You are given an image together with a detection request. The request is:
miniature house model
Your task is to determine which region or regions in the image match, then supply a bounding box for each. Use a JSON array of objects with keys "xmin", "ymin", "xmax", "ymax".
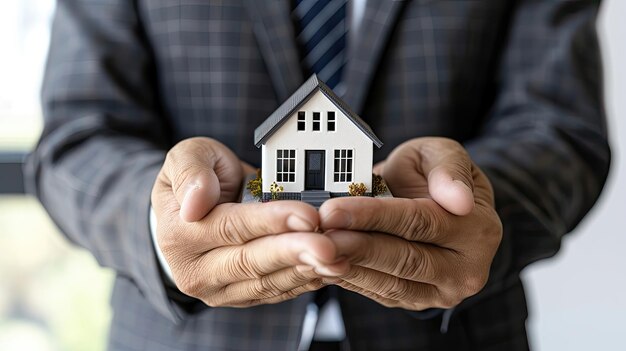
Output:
[{"xmin": 254, "ymin": 74, "xmax": 383, "ymax": 205}]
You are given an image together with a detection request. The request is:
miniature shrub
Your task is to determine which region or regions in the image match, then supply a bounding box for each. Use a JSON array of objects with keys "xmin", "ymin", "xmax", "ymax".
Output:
[
  {"xmin": 372, "ymin": 174, "xmax": 388, "ymax": 196},
  {"xmin": 246, "ymin": 170, "xmax": 262, "ymax": 199},
  {"xmin": 269, "ymin": 181, "xmax": 284, "ymax": 200},
  {"xmin": 348, "ymin": 182, "xmax": 367, "ymax": 196}
]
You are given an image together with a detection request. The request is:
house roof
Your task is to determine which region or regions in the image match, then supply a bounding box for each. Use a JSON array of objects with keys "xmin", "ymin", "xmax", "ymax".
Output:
[{"xmin": 254, "ymin": 74, "xmax": 383, "ymax": 148}]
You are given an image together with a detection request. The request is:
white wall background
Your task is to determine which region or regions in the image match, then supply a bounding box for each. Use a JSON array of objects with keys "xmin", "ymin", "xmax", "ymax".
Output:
[{"xmin": 523, "ymin": 1, "xmax": 626, "ymax": 350}]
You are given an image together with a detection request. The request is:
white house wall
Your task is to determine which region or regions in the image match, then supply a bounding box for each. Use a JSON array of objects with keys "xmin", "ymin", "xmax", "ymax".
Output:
[{"xmin": 261, "ymin": 90, "xmax": 373, "ymax": 193}]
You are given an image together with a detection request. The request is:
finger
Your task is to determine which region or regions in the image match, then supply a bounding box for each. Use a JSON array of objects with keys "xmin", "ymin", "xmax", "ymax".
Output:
[
  {"xmin": 335, "ymin": 266, "xmax": 445, "ymax": 309},
  {"xmin": 390, "ymin": 138, "xmax": 475, "ymax": 215},
  {"xmin": 372, "ymin": 160, "xmax": 386, "ymax": 175},
  {"xmin": 319, "ymin": 197, "xmax": 454, "ymax": 245},
  {"xmin": 471, "ymin": 165, "xmax": 496, "ymax": 207},
  {"xmin": 157, "ymin": 200, "xmax": 322, "ymax": 265},
  {"xmin": 163, "ymin": 137, "xmax": 242, "ymax": 222},
  {"xmin": 324, "ymin": 230, "xmax": 453, "ymax": 286},
  {"xmin": 240, "ymin": 161, "xmax": 258, "ymax": 176},
  {"xmin": 205, "ymin": 232, "xmax": 346, "ymax": 287},
  {"xmin": 207, "ymin": 266, "xmax": 323, "ymax": 307},
  {"xmin": 331, "ymin": 280, "xmax": 438, "ymax": 310},
  {"xmin": 244, "ymin": 280, "xmax": 325, "ymax": 306}
]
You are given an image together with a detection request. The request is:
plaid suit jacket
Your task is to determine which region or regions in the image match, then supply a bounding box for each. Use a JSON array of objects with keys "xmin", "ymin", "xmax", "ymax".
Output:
[{"xmin": 26, "ymin": 0, "xmax": 610, "ymax": 350}]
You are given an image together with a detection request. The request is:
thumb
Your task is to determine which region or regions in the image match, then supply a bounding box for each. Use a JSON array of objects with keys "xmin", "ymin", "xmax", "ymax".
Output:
[
  {"xmin": 416, "ymin": 138, "xmax": 475, "ymax": 216},
  {"xmin": 164, "ymin": 137, "xmax": 242, "ymax": 222}
]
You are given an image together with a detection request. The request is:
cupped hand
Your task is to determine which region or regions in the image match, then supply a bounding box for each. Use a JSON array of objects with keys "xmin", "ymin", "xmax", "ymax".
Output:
[
  {"xmin": 318, "ymin": 137, "xmax": 502, "ymax": 310},
  {"xmin": 151, "ymin": 137, "xmax": 348, "ymax": 307}
]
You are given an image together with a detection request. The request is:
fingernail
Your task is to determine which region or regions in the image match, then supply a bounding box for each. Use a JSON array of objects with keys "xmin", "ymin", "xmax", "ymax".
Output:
[
  {"xmin": 299, "ymin": 252, "xmax": 323, "ymax": 267},
  {"xmin": 288, "ymin": 215, "xmax": 315, "ymax": 232},
  {"xmin": 314, "ymin": 266, "xmax": 343, "ymax": 277},
  {"xmin": 321, "ymin": 209, "xmax": 352, "ymax": 229},
  {"xmin": 179, "ymin": 184, "xmax": 199, "ymax": 220}
]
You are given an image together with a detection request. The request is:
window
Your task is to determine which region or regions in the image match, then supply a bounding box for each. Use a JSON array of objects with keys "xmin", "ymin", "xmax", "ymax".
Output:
[
  {"xmin": 327, "ymin": 111, "xmax": 336, "ymax": 131},
  {"xmin": 297, "ymin": 111, "xmax": 305, "ymax": 131},
  {"xmin": 276, "ymin": 149, "xmax": 296, "ymax": 182},
  {"xmin": 0, "ymin": 3, "xmax": 114, "ymax": 351},
  {"xmin": 312, "ymin": 112, "xmax": 321, "ymax": 131},
  {"xmin": 334, "ymin": 149, "xmax": 353, "ymax": 182}
]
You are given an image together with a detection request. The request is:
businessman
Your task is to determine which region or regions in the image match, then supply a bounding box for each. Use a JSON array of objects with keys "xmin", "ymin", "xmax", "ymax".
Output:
[{"xmin": 27, "ymin": 1, "xmax": 610, "ymax": 350}]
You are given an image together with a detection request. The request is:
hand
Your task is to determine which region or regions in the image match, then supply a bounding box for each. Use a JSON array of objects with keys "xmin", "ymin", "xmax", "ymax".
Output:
[
  {"xmin": 151, "ymin": 137, "xmax": 347, "ymax": 307},
  {"xmin": 318, "ymin": 137, "xmax": 502, "ymax": 310}
]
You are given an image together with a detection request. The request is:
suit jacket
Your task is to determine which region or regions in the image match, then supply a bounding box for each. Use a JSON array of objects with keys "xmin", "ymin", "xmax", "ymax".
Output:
[{"xmin": 26, "ymin": 0, "xmax": 610, "ymax": 350}]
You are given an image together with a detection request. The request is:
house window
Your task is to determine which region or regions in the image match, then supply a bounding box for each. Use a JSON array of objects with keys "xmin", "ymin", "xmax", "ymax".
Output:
[
  {"xmin": 297, "ymin": 111, "xmax": 305, "ymax": 131},
  {"xmin": 334, "ymin": 149, "xmax": 353, "ymax": 182},
  {"xmin": 276, "ymin": 149, "xmax": 296, "ymax": 182},
  {"xmin": 312, "ymin": 112, "xmax": 321, "ymax": 131},
  {"xmin": 327, "ymin": 112, "xmax": 336, "ymax": 131}
]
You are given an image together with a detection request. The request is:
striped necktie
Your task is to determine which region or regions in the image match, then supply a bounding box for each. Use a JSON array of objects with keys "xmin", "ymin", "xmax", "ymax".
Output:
[{"xmin": 293, "ymin": 0, "xmax": 348, "ymax": 91}]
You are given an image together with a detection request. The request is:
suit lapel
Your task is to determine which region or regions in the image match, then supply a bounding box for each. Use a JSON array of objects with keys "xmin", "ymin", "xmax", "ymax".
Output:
[
  {"xmin": 245, "ymin": 0, "xmax": 304, "ymax": 101},
  {"xmin": 343, "ymin": 0, "xmax": 406, "ymax": 115}
]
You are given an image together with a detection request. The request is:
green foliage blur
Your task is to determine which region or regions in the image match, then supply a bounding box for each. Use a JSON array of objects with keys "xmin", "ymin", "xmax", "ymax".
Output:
[{"xmin": 0, "ymin": 196, "xmax": 113, "ymax": 351}]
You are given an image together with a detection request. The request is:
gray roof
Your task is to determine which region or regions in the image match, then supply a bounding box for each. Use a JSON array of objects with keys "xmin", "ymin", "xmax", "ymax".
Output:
[{"xmin": 254, "ymin": 74, "xmax": 383, "ymax": 148}]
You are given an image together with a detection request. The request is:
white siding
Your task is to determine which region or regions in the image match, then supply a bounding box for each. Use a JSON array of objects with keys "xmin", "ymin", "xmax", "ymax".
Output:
[{"xmin": 261, "ymin": 90, "xmax": 373, "ymax": 193}]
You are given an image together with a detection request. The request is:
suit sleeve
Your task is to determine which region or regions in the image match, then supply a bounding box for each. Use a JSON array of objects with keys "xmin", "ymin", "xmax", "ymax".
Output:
[
  {"xmin": 464, "ymin": 0, "xmax": 610, "ymax": 289},
  {"xmin": 25, "ymin": 0, "xmax": 189, "ymax": 323}
]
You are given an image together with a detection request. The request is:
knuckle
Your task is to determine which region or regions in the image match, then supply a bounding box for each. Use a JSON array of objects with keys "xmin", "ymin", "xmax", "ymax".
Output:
[
  {"xmin": 170, "ymin": 162, "xmax": 196, "ymax": 194},
  {"xmin": 234, "ymin": 248, "xmax": 262, "ymax": 278},
  {"xmin": 394, "ymin": 244, "xmax": 435, "ymax": 282},
  {"xmin": 200, "ymin": 291, "xmax": 220, "ymax": 307},
  {"xmin": 175, "ymin": 263, "xmax": 205, "ymax": 298},
  {"xmin": 380, "ymin": 278, "xmax": 410, "ymax": 301},
  {"xmin": 462, "ymin": 273, "xmax": 488, "ymax": 296},
  {"xmin": 216, "ymin": 213, "xmax": 244, "ymax": 245},
  {"xmin": 403, "ymin": 204, "xmax": 441, "ymax": 241},
  {"xmin": 254, "ymin": 276, "xmax": 280, "ymax": 299},
  {"xmin": 401, "ymin": 206, "xmax": 426, "ymax": 239},
  {"xmin": 291, "ymin": 266, "xmax": 311, "ymax": 281},
  {"xmin": 436, "ymin": 292, "xmax": 463, "ymax": 309},
  {"xmin": 343, "ymin": 267, "xmax": 366, "ymax": 282},
  {"xmin": 278, "ymin": 289, "xmax": 298, "ymax": 301}
]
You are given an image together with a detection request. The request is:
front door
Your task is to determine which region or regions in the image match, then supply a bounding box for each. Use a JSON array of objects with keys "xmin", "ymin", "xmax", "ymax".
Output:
[{"xmin": 305, "ymin": 150, "xmax": 325, "ymax": 190}]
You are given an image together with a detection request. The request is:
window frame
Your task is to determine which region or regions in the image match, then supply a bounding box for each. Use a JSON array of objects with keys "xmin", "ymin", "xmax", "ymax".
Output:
[
  {"xmin": 327, "ymin": 111, "xmax": 336, "ymax": 132},
  {"xmin": 333, "ymin": 149, "xmax": 353, "ymax": 183},
  {"xmin": 276, "ymin": 149, "xmax": 296, "ymax": 183},
  {"xmin": 312, "ymin": 112, "xmax": 321, "ymax": 131},
  {"xmin": 297, "ymin": 111, "xmax": 306, "ymax": 131}
]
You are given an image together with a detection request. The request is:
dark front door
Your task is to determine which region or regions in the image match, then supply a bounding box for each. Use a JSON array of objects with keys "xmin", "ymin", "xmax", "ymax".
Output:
[{"xmin": 305, "ymin": 150, "xmax": 325, "ymax": 190}]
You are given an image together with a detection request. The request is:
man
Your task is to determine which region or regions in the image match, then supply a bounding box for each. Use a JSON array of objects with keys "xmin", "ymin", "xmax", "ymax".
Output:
[{"xmin": 26, "ymin": 0, "xmax": 609, "ymax": 350}]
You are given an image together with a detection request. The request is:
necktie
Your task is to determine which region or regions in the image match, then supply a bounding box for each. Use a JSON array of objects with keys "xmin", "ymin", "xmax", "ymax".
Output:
[{"xmin": 293, "ymin": 0, "xmax": 348, "ymax": 90}]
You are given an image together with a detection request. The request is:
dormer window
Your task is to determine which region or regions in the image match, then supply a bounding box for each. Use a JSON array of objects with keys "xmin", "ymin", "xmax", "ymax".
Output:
[
  {"xmin": 327, "ymin": 112, "xmax": 336, "ymax": 131},
  {"xmin": 297, "ymin": 111, "xmax": 305, "ymax": 131},
  {"xmin": 312, "ymin": 112, "xmax": 321, "ymax": 131}
]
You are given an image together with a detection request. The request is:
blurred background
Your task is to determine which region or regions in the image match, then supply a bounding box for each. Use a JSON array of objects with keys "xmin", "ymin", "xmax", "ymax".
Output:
[{"xmin": 0, "ymin": 1, "xmax": 624, "ymax": 350}]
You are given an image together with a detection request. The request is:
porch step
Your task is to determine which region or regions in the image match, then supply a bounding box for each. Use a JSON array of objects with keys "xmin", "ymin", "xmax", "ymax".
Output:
[{"xmin": 301, "ymin": 191, "xmax": 331, "ymax": 209}]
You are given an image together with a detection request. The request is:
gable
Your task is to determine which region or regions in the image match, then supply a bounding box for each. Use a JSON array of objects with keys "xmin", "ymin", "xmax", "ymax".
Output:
[
  {"xmin": 265, "ymin": 90, "xmax": 374, "ymax": 147},
  {"xmin": 254, "ymin": 74, "xmax": 383, "ymax": 148}
]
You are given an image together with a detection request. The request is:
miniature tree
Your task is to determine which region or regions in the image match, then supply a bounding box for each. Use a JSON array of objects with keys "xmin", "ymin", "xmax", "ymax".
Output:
[
  {"xmin": 348, "ymin": 182, "xmax": 367, "ymax": 196},
  {"xmin": 372, "ymin": 174, "xmax": 388, "ymax": 196},
  {"xmin": 269, "ymin": 181, "xmax": 284, "ymax": 200},
  {"xmin": 246, "ymin": 169, "xmax": 263, "ymax": 200}
]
